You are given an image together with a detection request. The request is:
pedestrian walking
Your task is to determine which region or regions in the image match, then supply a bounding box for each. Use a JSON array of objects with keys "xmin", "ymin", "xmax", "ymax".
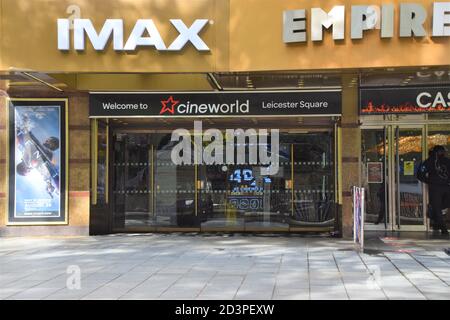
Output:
[{"xmin": 417, "ymin": 145, "xmax": 450, "ymax": 235}]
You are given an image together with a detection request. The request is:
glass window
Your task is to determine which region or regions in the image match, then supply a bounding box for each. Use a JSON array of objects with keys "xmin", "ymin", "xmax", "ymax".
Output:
[
  {"xmin": 290, "ymin": 133, "xmax": 335, "ymax": 227},
  {"xmin": 428, "ymin": 125, "xmax": 450, "ymax": 153},
  {"xmin": 396, "ymin": 128, "xmax": 423, "ymax": 226},
  {"xmin": 111, "ymin": 130, "xmax": 336, "ymax": 231},
  {"xmin": 153, "ymin": 133, "xmax": 196, "ymax": 227},
  {"xmin": 112, "ymin": 133, "xmax": 152, "ymax": 228},
  {"xmin": 361, "ymin": 129, "xmax": 388, "ymax": 225}
]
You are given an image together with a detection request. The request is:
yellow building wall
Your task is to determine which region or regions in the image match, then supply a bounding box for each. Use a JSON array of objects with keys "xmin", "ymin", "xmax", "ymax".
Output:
[
  {"xmin": 228, "ymin": 0, "xmax": 450, "ymax": 71},
  {"xmin": 0, "ymin": 0, "xmax": 230, "ymax": 73},
  {"xmin": 67, "ymin": 95, "xmax": 90, "ymax": 228},
  {"xmin": 340, "ymin": 75, "xmax": 361, "ymax": 237},
  {"xmin": 1, "ymin": 0, "xmax": 449, "ymax": 72}
]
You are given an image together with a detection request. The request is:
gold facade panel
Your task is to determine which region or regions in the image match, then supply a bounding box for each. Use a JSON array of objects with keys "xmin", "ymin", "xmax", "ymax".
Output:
[
  {"xmin": 342, "ymin": 162, "xmax": 360, "ymax": 185},
  {"xmin": 69, "ymin": 164, "xmax": 90, "ymax": 191},
  {"xmin": 73, "ymin": 74, "xmax": 213, "ymax": 91},
  {"xmin": 0, "ymin": 100, "xmax": 7, "ymax": 126},
  {"xmin": 342, "ymin": 128, "xmax": 361, "ymax": 157},
  {"xmin": 69, "ymin": 130, "xmax": 90, "ymax": 159},
  {"xmin": 1, "ymin": 0, "xmax": 448, "ymax": 72},
  {"xmin": 229, "ymin": 0, "xmax": 450, "ymax": 71},
  {"xmin": 68, "ymin": 96, "xmax": 90, "ymax": 126},
  {"xmin": 0, "ymin": 198, "xmax": 6, "ymax": 227},
  {"xmin": 342, "ymin": 77, "xmax": 360, "ymax": 122},
  {"xmin": 0, "ymin": 163, "xmax": 5, "ymax": 193},
  {"xmin": 68, "ymin": 196, "xmax": 90, "ymax": 226},
  {"xmin": 0, "ymin": 129, "xmax": 5, "ymax": 160},
  {"xmin": 0, "ymin": 0, "xmax": 229, "ymax": 72}
]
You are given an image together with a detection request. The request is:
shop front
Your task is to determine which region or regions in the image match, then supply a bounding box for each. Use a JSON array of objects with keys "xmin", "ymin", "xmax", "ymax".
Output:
[
  {"xmin": 89, "ymin": 91, "xmax": 341, "ymax": 233},
  {"xmin": 0, "ymin": 0, "xmax": 450, "ymax": 237},
  {"xmin": 360, "ymin": 81, "xmax": 450, "ymax": 231}
]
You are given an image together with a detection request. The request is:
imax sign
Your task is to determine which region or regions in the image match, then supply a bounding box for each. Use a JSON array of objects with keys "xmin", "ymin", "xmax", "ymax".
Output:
[
  {"xmin": 57, "ymin": 19, "xmax": 210, "ymax": 51},
  {"xmin": 283, "ymin": 2, "xmax": 450, "ymax": 42}
]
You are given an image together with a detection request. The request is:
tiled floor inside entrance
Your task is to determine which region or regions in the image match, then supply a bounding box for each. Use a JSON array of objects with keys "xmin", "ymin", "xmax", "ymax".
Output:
[{"xmin": 0, "ymin": 234, "xmax": 449, "ymax": 300}]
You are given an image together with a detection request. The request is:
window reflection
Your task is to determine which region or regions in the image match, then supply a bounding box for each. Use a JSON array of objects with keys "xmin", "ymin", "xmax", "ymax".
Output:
[
  {"xmin": 112, "ymin": 131, "xmax": 336, "ymax": 230},
  {"xmin": 96, "ymin": 121, "xmax": 108, "ymax": 204},
  {"xmin": 154, "ymin": 133, "xmax": 196, "ymax": 227},
  {"xmin": 291, "ymin": 134, "xmax": 335, "ymax": 227},
  {"xmin": 361, "ymin": 129, "xmax": 388, "ymax": 225}
]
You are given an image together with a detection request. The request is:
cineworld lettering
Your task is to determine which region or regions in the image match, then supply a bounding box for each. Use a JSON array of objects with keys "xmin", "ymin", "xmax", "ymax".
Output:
[
  {"xmin": 416, "ymin": 91, "xmax": 450, "ymax": 109},
  {"xmin": 177, "ymin": 100, "xmax": 250, "ymax": 115}
]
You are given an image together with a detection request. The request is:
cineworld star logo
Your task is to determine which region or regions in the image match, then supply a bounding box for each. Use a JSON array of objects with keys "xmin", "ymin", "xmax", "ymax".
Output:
[{"xmin": 160, "ymin": 96, "xmax": 180, "ymax": 115}]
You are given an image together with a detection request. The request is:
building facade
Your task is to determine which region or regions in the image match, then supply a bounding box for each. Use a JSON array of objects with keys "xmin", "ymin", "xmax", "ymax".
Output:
[{"xmin": 0, "ymin": 0, "xmax": 449, "ymax": 237}]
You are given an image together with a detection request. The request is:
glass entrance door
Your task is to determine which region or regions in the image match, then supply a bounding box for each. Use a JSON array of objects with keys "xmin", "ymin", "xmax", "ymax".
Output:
[
  {"xmin": 361, "ymin": 128, "xmax": 389, "ymax": 228},
  {"xmin": 112, "ymin": 133, "xmax": 153, "ymax": 229},
  {"xmin": 112, "ymin": 132, "xmax": 197, "ymax": 230},
  {"xmin": 393, "ymin": 127, "xmax": 425, "ymax": 229},
  {"xmin": 111, "ymin": 130, "xmax": 336, "ymax": 232},
  {"xmin": 362, "ymin": 125, "xmax": 426, "ymax": 231}
]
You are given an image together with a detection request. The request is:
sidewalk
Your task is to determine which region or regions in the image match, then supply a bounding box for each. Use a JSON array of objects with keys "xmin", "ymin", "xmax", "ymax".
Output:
[{"xmin": 0, "ymin": 233, "xmax": 449, "ymax": 300}]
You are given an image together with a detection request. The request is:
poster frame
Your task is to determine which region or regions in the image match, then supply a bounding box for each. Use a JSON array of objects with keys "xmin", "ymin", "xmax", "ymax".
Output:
[{"xmin": 6, "ymin": 98, "xmax": 69, "ymax": 226}]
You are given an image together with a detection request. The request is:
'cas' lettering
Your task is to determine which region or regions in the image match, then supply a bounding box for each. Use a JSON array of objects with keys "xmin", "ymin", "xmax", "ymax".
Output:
[{"xmin": 416, "ymin": 91, "xmax": 450, "ymax": 108}]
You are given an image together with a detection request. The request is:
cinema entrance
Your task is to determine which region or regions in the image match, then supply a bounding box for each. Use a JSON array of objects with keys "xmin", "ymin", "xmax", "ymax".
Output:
[
  {"xmin": 360, "ymin": 83, "xmax": 450, "ymax": 232},
  {"xmin": 89, "ymin": 90, "xmax": 342, "ymax": 233},
  {"xmin": 98, "ymin": 119, "xmax": 337, "ymax": 233}
]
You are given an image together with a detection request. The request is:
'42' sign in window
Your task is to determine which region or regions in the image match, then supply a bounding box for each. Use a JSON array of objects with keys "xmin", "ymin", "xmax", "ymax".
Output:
[
  {"xmin": 229, "ymin": 169, "xmax": 272, "ymax": 186},
  {"xmin": 229, "ymin": 169, "xmax": 255, "ymax": 185}
]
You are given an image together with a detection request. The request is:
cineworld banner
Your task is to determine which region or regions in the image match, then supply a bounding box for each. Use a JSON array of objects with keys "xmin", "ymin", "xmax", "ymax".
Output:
[
  {"xmin": 360, "ymin": 87, "xmax": 450, "ymax": 114},
  {"xmin": 89, "ymin": 91, "xmax": 342, "ymax": 118}
]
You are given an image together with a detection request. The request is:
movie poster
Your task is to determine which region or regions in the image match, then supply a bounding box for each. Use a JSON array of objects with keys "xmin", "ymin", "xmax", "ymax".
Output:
[
  {"xmin": 367, "ymin": 162, "xmax": 383, "ymax": 184},
  {"xmin": 403, "ymin": 161, "xmax": 415, "ymax": 176},
  {"xmin": 8, "ymin": 100, "xmax": 67, "ymax": 224}
]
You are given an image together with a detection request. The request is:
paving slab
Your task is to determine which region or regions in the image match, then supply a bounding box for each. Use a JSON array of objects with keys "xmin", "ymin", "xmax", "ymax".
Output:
[{"xmin": 1, "ymin": 233, "xmax": 449, "ymax": 300}]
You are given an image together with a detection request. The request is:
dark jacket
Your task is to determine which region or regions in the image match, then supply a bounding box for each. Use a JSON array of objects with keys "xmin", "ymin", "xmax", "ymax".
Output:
[{"xmin": 417, "ymin": 155, "xmax": 450, "ymax": 187}]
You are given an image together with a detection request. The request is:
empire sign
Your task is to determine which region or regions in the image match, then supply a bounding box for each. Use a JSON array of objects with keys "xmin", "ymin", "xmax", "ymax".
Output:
[{"xmin": 283, "ymin": 2, "xmax": 450, "ymax": 43}]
